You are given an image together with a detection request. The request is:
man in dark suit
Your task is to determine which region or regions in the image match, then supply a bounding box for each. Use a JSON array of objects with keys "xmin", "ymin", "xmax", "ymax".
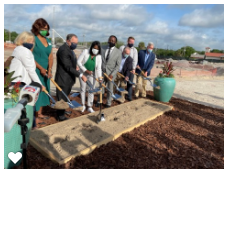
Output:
[
  {"xmin": 114, "ymin": 47, "xmax": 133, "ymax": 102},
  {"xmin": 55, "ymin": 34, "xmax": 86, "ymax": 121},
  {"xmin": 135, "ymin": 42, "xmax": 155, "ymax": 98}
]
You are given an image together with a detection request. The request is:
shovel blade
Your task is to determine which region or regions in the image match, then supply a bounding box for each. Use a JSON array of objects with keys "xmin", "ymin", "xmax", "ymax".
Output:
[
  {"xmin": 88, "ymin": 88, "xmax": 101, "ymax": 93},
  {"xmin": 70, "ymin": 93, "xmax": 80, "ymax": 98},
  {"xmin": 116, "ymin": 87, "xmax": 125, "ymax": 92},
  {"xmin": 70, "ymin": 100, "xmax": 82, "ymax": 108},
  {"xmin": 112, "ymin": 93, "xmax": 122, "ymax": 100},
  {"xmin": 128, "ymin": 80, "xmax": 135, "ymax": 85}
]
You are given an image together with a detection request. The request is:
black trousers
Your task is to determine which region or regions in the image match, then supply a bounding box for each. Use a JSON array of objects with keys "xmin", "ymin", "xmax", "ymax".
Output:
[
  {"xmin": 56, "ymin": 85, "xmax": 72, "ymax": 117},
  {"xmin": 126, "ymin": 72, "xmax": 134, "ymax": 100}
]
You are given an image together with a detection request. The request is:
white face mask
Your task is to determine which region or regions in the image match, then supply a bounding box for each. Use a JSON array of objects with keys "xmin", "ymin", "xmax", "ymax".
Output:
[{"xmin": 92, "ymin": 48, "xmax": 99, "ymax": 55}]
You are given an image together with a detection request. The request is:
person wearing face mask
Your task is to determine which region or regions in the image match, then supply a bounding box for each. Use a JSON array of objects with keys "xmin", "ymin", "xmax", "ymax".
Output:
[
  {"xmin": 77, "ymin": 41, "xmax": 102, "ymax": 113},
  {"xmin": 114, "ymin": 47, "xmax": 133, "ymax": 102},
  {"xmin": 135, "ymin": 42, "xmax": 155, "ymax": 98},
  {"xmin": 98, "ymin": 35, "xmax": 121, "ymax": 107},
  {"xmin": 119, "ymin": 37, "xmax": 138, "ymax": 101},
  {"xmin": 55, "ymin": 34, "xmax": 86, "ymax": 121},
  {"xmin": 31, "ymin": 18, "xmax": 53, "ymax": 125},
  {"xmin": 8, "ymin": 31, "xmax": 46, "ymax": 130}
]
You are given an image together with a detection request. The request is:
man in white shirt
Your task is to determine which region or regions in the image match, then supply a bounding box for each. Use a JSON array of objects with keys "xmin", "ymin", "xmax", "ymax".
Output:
[{"xmin": 119, "ymin": 37, "xmax": 138, "ymax": 100}]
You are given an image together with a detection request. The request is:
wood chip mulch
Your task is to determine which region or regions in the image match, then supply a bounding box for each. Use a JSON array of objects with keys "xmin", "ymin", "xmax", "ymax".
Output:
[{"xmin": 14, "ymin": 90, "xmax": 224, "ymax": 169}]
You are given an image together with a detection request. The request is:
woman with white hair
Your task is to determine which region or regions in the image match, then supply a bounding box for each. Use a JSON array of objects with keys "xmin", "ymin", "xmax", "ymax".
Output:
[
  {"xmin": 8, "ymin": 31, "xmax": 45, "ymax": 88},
  {"xmin": 8, "ymin": 31, "xmax": 46, "ymax": 129},
  {"xmin": 135, "ymin": 42, "xmax": 155, "ymax": 98}
]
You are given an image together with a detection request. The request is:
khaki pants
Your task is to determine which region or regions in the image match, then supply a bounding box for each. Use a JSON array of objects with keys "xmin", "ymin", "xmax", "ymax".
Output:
[
  {"xmin": 114, "ymin": 74, "xmax": 126, "ymax": 91},
  {"xmin": 135, "ymin": 75, "xmax": 147, "ymax": 97},
  {"xmin": 114, "ymin": 74, "xmax": 127, "ymax": 103}
]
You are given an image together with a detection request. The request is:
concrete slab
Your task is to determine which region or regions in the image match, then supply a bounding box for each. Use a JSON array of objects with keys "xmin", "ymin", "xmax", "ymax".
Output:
[{"xmin": 29, "ymin": 99, "xmax": 173, "ymax": 164}]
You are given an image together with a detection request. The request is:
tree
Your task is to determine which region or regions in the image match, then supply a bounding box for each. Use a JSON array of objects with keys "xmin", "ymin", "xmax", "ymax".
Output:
[
  {"xmin": 180, "ymin": 46, "xmax": 195, "ymax": 58},
  {"xmin": 138, "ymin": 42, "xmax": 145, "ymax": 50},
  {"xmin": 174, "ymin": 49, "xmax": 182, "ymax": 57},
  {"xmin": 211, "ymin": 49, "xmax": 224, "ymax": 53},
  {"xmin": 4, "ymin": 29, "xmax": 8, "ymax": 42},
  {"xmin": 55, "ymin": 37, "xmax": 64, "ymax": 43},
  {"xmin": 116, "ymin": 41, "xmax": 124, "ymax": 49},
  {"xmin": 10, "ymin": 31, "xmax": 18, "ymax": 42}
]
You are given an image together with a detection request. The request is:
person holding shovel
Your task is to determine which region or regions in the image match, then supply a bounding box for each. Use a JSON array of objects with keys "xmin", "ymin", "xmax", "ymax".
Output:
[
  {"xmin": 119, "ymin": 36, "xmax": 138, "ymax": 101},
  {"xmin": 114, "ymin": 47, "xmax": 133, "ymax": 102},
  {"xmin": 99, "ymin": 35, "xmax": 121, "ymax": 107},
  {"xmin": 77, "ymin": 41, "xmax": 102, "ymax": 113},
  {"xmin": 55, "ymin": 34, "xmax": 87, "ymax": 121},
  {"xmin": 135, "ymin": 42, "xmax": 155, "ymax": 98}
]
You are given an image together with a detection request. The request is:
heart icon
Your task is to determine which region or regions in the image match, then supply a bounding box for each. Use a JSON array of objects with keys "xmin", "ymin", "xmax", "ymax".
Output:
[{"xmin": 8, "ymin": 152, "xmax": 22, "ymax": 164}]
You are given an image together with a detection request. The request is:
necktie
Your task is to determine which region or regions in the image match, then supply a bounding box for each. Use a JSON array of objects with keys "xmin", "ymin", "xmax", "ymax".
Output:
[{"xmin": 106, "ymin": 48, "xmax": 111, "ymax": 62}]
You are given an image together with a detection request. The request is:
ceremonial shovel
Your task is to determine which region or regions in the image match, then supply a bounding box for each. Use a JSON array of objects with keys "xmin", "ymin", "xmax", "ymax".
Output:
[
  {"xmin": 117, "ymin": 72, "xmax": 135, "ymax": 85},
  {"xmin": 134, "ymin": 68, "xmax": 160, "ymax": 89},
  {"xmin": 103, "ymin": 72, "xmax": 127, "ymax": 93},
  {"xmin": 93, "ymin": 77, "xmax": 121, "ymax": 100},
  {"xmin": 50, "ymin": 78, "xmax": 82, "ymax": 108}
]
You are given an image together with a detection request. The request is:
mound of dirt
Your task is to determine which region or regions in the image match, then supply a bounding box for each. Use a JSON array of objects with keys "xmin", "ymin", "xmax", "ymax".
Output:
[
  {"xmin": 173, "ymin": 60, "xmax": 190, "ymax": 68},
  {"xmin": 53, "ymin": 99, "xmax": 69, "ymax": 109},
  {"xmin": 216, "ymin": 67, "xmax": 224, "ymax": 76}
]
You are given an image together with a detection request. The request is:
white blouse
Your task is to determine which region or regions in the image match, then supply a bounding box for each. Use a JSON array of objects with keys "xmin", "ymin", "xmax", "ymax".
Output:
[{"xmin": 9, "ymin": 45, "xmax": 42, "ymax": 85}]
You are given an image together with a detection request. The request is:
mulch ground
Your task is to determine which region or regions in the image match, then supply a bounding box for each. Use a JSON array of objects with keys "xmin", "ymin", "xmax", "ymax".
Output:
[{"xmin": 14, "ymin": 90, "xmax": 224, "ymax": 169}]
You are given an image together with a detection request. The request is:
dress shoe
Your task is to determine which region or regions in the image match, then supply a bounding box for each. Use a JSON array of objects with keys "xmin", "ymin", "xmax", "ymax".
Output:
[
  {"xmin": 57, "ymin": 116, "xmax": 69, "ymax": 121},
  {"xmin": 125, "ymin": 95, "xmax": 132, "ymax": 101}
]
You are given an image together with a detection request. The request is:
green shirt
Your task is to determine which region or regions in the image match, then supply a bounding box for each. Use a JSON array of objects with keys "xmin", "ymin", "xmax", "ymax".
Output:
[{"xmin": 84, "ymin": 55, "xmax": 96, "ymax": 72}]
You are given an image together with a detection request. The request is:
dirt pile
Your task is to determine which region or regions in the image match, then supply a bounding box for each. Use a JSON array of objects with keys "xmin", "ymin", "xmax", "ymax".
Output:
[
  {"xmin": 53, "ymin": 99, "xmax": 69, "ymax": 109},
  {"xmin": 173, "ymin": 60, "xmax": 190, "ymax": 68},
  {"xmin": 216, "ymin": 67, "xmax": 224, "ymax": 76}
]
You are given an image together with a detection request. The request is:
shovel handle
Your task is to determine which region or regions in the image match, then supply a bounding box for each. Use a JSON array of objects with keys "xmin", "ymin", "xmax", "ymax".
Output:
[
  {"xmin": 43, "ymin": 88, "xmax": 49, "ymax": 94},
  {"xmin": 95, "ymin": 78, "xmax": 106, "ymax": 88},
  {"xmin": 103, "ymin": 72, "xmax": 112, "ymax": 81},
  {"xmin": 117, "ymin": 72, "xmax": 125, "ymax": 78},
  {"xmin": 50, "ymin": 78, "xmax": 62, "ymax": 91}
]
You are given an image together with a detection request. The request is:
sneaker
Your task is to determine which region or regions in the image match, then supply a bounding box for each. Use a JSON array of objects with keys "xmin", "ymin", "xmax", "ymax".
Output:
[
  {"xmin": 87, "ymin": 107, "xmax": 95, "ymax": 113},
  {"xmin": 81, "ymin": 105, "xmax": 86, "ymax": 113}
]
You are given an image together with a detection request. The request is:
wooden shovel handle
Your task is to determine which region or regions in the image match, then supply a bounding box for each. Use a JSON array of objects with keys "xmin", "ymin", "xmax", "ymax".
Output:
[
  {"xmin": 43, "ymin": 88, "xmax": 49, "ymax": 94},
  {"xmin": 50, "ymin": 78, "xmax": 62, "ymax": 91},
  {"xmin": 139, "ymin": 70, "xmax": 146, "ymax": 77},
  {"xmin": 117, "ymin": 72, "xmax": 125, "ymax": 78},
  {"xmin": 103, "ymin": 72, "xmax": 112, "ymax": 81},
  {"xmin": 95, "ymin": 78, "xmax": 106, "ymax": 88}
]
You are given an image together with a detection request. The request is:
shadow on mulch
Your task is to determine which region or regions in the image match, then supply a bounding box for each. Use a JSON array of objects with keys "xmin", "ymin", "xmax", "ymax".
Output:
[{"xmin": 14, "ymin": 90, "xmax": 224, "ymax": 169}]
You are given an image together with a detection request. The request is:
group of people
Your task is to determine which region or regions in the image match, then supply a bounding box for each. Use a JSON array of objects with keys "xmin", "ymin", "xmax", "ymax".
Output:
[{"xmin": 7, "ymin": 17, "xmax": 156, "ymax": 126}]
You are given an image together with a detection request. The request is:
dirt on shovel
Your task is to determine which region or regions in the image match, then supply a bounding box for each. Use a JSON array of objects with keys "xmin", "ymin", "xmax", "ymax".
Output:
[{"xmin": 53, "ymin": 99, "xmax": 69, "ymax": 110}]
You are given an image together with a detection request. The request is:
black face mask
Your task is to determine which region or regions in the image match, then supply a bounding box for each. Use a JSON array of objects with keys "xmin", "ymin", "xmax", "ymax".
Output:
[
  {"xmin": 108, "ymin": 42, "xmax": 115, "ymax": 48},
  {"xmin": 22, "ymin": 43, "xmax": 33, "ymax": 50},
  {"xmin": 128, "ymin": 43, "xmax": 133, "ymax": 48}
]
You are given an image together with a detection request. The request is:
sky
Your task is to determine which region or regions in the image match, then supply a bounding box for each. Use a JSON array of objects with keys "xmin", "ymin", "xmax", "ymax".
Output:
[{"xmin": 4, "ymin": 3, "xmax": 224, "ymax": 51}]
